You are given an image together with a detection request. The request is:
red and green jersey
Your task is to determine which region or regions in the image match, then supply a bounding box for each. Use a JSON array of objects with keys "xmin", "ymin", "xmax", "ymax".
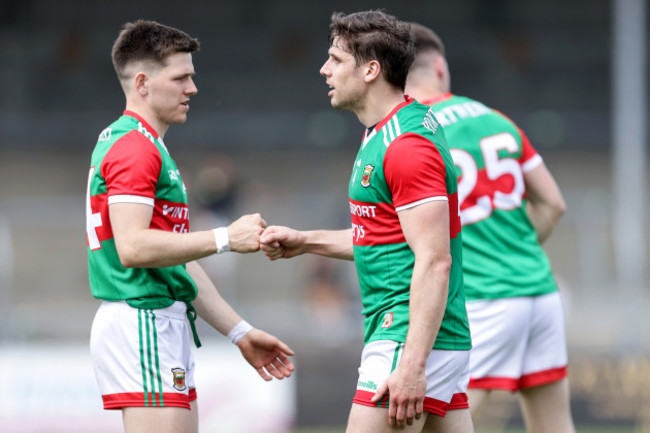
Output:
[
  {"xmin": 349, "ymin": 97, "xmax": 471, "ymax": 351},
  {"xmin": 86, "ymin": 110, "xmax": 197, "ymax": 309},
  {"xmin": 422, "ymin": 93, "xmax": 558, "ymax": 300}
]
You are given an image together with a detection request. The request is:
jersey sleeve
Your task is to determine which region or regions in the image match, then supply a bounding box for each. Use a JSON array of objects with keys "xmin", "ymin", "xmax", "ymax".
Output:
[
  {"xmin": 518, "ymin": 127, "xmax": 543, "ymax": 173},
  {"xmin": 495, "ymin": 107, "xmax": 543, "ymax": 174},
  {"xmin": 100, "ymin": 131, "xmax": 162, "ymax": 205},
  {"xmin": 384, "ymin": 132, "xmax": 448, "ymax": 211}
]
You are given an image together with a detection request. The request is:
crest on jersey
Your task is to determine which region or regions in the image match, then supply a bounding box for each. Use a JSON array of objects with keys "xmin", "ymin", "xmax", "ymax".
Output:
[
  {"xmin": 381, "ymin": 312, "xmax": 394, "ymax": 328},
  {"xmin": 172, "ymin": 368, "xmax": 187, "ymax": 391},
  {"xmin": 360, "ymin": 164, "xmax": 375, "ymax": 188}
]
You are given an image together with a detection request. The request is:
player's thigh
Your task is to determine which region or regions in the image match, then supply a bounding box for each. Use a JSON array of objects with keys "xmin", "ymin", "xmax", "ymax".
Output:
[
  {"xmin": 423, "ymin": 407, "xmax": 474, "ymax": 433},
  {"xmin": 520, "ymin": 292, "xmax": 568, "ymax": 387},
  {"xmin": 466, "ymin": 297, "xmax": 533, "ymax": 389},
  {"xmin": 519, "ymin": 378, "xmax": 575, "ymax": 433},
  {"xmin": 346, "ymin": 403, "xmax": 429, "ymax": 433},
  {"xmin": 122, "ymin": 400, "xmax": 198, "ymax": 433},
  {"xmin": 466, "ymin": 388, "xmax": 491, "ymax": 419}
]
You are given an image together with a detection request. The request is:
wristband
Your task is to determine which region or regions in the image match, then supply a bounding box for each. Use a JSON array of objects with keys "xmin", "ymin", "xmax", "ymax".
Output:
[
  {"xmin": 228, "ymin": 320, "xmax": 253, "ymax": 344},
  {"xmin": 212, "ymin": 227, "xmax": 230, "ymax": 254}
]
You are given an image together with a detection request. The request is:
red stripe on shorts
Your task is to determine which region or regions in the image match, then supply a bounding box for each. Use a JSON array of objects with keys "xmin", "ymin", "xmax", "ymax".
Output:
[
  {"xmin": 468, "ymin": 376, "xmax": 519, "ymax": 392},
  {"xmin": 102, "ymin": 389, "xmax": 196, "ymax": 410},
  {"xmin": 447, "ymin": 392, "xmax": 469, "ymax": 410},
  {"xmin": 353, "ymin": 389, "xmax": 450, "ymax": 417},
  {"xmin": 519, "ymin": 366, "xmax": 567, "ymax": 389}
]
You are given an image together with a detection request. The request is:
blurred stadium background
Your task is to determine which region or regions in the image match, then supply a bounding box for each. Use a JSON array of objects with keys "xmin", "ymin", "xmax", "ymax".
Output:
[{"xmin": 0, "ymin": 0, "xmax": 648, "ymax": 432}]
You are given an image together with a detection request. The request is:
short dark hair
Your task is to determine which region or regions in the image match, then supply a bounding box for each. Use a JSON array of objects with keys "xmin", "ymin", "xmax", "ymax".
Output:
[
  {"xmin": 409, "ymin": 22, "xmax": 446, "ymax": 57},
  {"xmin": 111, "ymin": 20, "xmax": 200, "ymax": 81},
  {"xmin": 328, "ymin": 10, "xmax": 414, "ymax": 90}
]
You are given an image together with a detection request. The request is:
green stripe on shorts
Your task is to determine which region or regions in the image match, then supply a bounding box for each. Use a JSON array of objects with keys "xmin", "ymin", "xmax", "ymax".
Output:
[
  {"xmin": 138, "ymin": 309, "xmax": 164, "ymax": 407},
  {"xmin": 377, "ymin": 342, "xmax": 404, "ymax": 408}
]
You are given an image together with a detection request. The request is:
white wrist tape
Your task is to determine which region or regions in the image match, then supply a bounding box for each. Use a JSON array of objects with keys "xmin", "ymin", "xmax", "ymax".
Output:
[
  {"xmin": 228, "ymin": 320, "xmax": 253, "ymax": 344},
  {"xmin": 212, "ymin": 227, "xmax": 230, "ymax": 254}
]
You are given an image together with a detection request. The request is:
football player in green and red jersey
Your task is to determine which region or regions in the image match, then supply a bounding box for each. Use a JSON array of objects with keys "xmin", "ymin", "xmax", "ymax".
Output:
[
  {"xmin": 261, "ymin": 11, "xmax": 473, "ymax": 433},
  {"xmin": 86, "ymin": 20, "xmax": 293, "ymax": 433},
  {"xmin": 405, "ymin": 22, "xmax": 575, "ymax": 433}
]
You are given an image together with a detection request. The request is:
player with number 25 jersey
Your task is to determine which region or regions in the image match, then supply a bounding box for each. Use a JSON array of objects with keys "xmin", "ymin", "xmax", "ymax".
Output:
[
  {"xmin": 423, "ymin": 94, "xmax": 557, "ymax": 301},
  {"xmin": 422, "ymin": 92, "xmax": 568, "ymax": 392}
]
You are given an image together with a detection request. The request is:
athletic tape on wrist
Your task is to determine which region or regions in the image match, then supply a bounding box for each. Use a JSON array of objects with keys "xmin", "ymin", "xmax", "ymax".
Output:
[
  {"xmin": 228, "ymin": 320, "xmax": 253, "ymax": 344},
  {"xmin": 212, "ymin": 227, "xmax": 230, "ymax": 254}
]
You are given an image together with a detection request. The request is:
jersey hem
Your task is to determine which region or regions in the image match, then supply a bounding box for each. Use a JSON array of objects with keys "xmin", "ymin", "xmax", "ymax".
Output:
[
  {"xmin": 465, "ymin": 287, "xmax": 557, "ymax": 301},
  {"xmin": 365, "ymin": 335, "xmax": 471, "ymax": 351}
]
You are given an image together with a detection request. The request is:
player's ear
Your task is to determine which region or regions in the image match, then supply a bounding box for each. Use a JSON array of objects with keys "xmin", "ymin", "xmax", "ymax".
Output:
[
  {"xmin": 134, "ymin": 72, "xmax": 148, "ymax": 96},
  {"xmin": 364, "ymin": 60, "xmax": 381, "ymax": 83},
  {"xmin": 433, "ymin": 55, "xmax": 447, "ymax": 82}
]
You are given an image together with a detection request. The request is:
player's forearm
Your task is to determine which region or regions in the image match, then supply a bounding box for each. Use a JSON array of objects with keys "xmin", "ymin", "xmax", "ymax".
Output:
[
  {"xmin": 524, "ymin": 163, "xmax": 566, "ymax": 244},
  {"xmin": 302, "ymin": 229, "xmax": 354, "ymax": 260},
  {"xmin": 526, "ymin": 200, "xmax": 565, "ymax": 244},
  {"xmin": 117, "ymin": 229, "xmax": 217, "ymax": 268},
  {"xmin": 187, "ymin": 261, "xmax": 243, "ymax": 335},
  {"xmin": 401, "ymin": 256, "xmax": 450, "ymax": 367}
]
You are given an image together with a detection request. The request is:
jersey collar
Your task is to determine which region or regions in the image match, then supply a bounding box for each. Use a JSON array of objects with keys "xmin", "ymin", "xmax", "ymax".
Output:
[
  {"xmin": 123, "ymin": 110, "xmax": 160, "ymax": 139},
  {"xmin": 418, "ymin": 92, "xmax": 454, "ymax": 106},
  {"xmin": 373, "ymin": 95, "xmax": 415, "ymax": 132}
]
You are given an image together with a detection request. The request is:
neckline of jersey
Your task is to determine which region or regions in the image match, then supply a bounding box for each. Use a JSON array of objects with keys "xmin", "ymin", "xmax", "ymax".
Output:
[
  {"xmin": 123, "ymin": 110, "xmax": 160, "ymax": 139},
  {"xmin": 418, "ymin": 92, "xmax": 454, "ymax": 106},
  {"xmin": 373, "ymin": 95, "xmax": 415, "ymax": 132}
]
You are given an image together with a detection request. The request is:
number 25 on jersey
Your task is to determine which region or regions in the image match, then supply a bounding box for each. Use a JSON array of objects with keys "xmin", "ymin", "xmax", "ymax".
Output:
[{"xmin": 451, "ymin": 132, "xmax": 525, "ymax": 226}]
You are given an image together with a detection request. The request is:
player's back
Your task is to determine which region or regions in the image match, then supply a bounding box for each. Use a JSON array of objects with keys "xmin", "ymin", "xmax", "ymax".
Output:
[{"xmin": 426, "ymin": 94, "xmax": 558, "ymax": 301}]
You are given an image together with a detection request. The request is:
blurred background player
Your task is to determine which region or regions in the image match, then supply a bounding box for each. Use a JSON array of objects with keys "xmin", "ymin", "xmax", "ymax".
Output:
[
  {"xmin": 405, "ymin": 22, "xmax": 576, "ymax": 433},
  {"xmin": 86, "ymin": 20, "xmax": 294, "ymax": 433},
  {"xmin": 261, "ymin": 10, "xmax": 473, "ymax": 433}
]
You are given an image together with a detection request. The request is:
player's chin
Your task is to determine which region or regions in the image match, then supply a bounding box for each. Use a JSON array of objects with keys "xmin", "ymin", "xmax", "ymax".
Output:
[{"xmin": 171, "ymin": 109, "xmax": 189, "ymax": 123}]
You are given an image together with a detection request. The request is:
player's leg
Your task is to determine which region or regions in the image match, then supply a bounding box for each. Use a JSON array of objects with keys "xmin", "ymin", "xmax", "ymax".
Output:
[
  {"xmin": 518, "ymin": 378, "xmax": 575, "ymax": 433},
  {"xmin": 466, "ymin": 388, "xmax": 491, "ymax": 421},
  {"xmin": 518, "ymin": 292, "xmax": 575, "ymax": 433},
  {"xmin": 122, "ymin": 401, "xmax": 198, "ymax": 433},
  {"xmin": 422, "ymin": 408, "xmax": 474, "ymax": 433},
  {"xmin": 346, "ymin": 403, "xmax": 429, "ymax": 433}
]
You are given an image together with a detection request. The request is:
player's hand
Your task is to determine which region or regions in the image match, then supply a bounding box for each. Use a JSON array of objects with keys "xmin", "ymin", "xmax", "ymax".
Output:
[
  {"xmin": 227, "ymin": 213, "xmax": 266, "ymax": 253},
  {"xmin": 371, "ymin": 365, "xmax": 426, "ymax": 428},
  {"xmin": 236, "ymin": 328, "xmax": 295, "ymax": 381},
  {"xmin": 260, "ymin": 226, "xmax": 306, "ymax": 260}
]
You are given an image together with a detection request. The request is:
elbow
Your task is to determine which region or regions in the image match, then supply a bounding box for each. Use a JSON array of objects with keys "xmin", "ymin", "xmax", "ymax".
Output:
[
  {"xmin": 554, "ymin": 197, "xmax": 567, "ymax": 220},
  {"xmin": 116, "ymin": 244, "xmax": 142, "ymax": 268},
  {"xmin": 432, "ymin": 253, "xmax": 453, "ymax": 275}
]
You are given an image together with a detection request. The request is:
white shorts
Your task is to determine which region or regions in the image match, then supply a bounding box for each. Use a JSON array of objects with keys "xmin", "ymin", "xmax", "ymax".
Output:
[
  {"xmin": 467, "ymin": 292, "xmax": 568, "ymax": 391},
  {"xmin": 90, "ymin": 301, "xmax": 196, "ymax": 410},
  {"xmin": 353, "ymin": 340, "xmax": 470, "ymax": 417}
]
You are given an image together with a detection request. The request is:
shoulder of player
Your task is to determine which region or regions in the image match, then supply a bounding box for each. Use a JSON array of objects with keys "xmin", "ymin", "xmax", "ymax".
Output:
[
  {"xmin": 100, "ymin": 129, "xmax": 163, "ymax": 174},
  {"xmin": 386, "ymin": 132, "xmax": 446, "ymax": 159}
]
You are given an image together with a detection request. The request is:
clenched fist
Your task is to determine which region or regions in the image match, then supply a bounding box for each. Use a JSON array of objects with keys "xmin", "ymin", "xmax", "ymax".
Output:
[{"xmin": 227, "ymin": 213, "xmax": 267, "ymax": 253}]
